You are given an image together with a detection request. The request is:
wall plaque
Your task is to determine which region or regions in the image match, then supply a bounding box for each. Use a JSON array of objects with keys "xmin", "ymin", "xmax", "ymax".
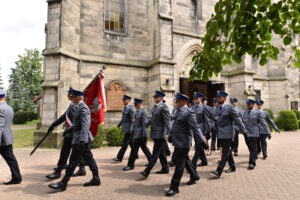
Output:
[{"xmin": 106, "ymin": 82, "xmax": 126, "ymax": 111}]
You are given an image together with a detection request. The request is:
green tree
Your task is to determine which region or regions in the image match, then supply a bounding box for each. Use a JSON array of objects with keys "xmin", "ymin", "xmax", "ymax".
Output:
[
  {"xmin": 8, "ymin": 49, "xmax": 43, "ymax": 112},
  {"xmin": 191, "ymin": 0, "xmax": 300, "ymax": 81}
]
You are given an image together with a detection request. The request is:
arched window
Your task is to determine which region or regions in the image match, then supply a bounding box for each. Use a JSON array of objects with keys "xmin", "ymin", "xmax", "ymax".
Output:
[
  {"xmin": 104, "ymin": 0, "xmax": 125, "ymax": 33},
  {"xmin": 191, "ymin": 0, "xmax": 197, "ymax": 18}
]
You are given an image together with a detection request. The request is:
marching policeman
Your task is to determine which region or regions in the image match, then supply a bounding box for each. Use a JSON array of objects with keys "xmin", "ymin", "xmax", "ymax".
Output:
[
  {"xmin": 0, "ymin": 89, "xmax": 22, "ymax": 185},
  {"xmin": 229, "ymin": 98, "xmax": 243, "ymax": 157},
  {"xmin": 166, "ymin": 93, "xmax": 207, "ymax": 197},
  {"xmin": 256, "ymin": 100, "xmax": 280, "ymax": 159},
  {"xmin": 113, "ymin": 95, "xmax": 134, "ymax": 162},
  {"xmin": 211, "ymin": 91, "xmax": 247, "ymax": 178},
  {"xmin": 210, "ymin": 98, "xmax": 218, "ymax": 151},
  {"xmin": 191, "ymin": 92, "xmax": 210, "ymax": 167},
  {"xmin": 49, "ymin": 89, "xmax": 100, "ymax": 191},
  {"xmin": 140, "ymin": 91, "xmax": 171, "ymax": 177},
  {"xmin": 123, "ymin": 98, "xmax": 152, "ymax": 171},
  {"xmin": 46, "ymin": 87, "xmax": 86, "ymax": 180},
  {"xmin": 242, "ymin": 99, "xmax": 269, "ymax": 170}
]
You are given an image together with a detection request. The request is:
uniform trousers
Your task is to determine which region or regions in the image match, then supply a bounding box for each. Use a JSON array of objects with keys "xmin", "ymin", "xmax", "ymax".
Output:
[
  {"xmin": 116, "ymin": 132, "xmax": 133, "ymax": 161},
  {"xmin": 192, "ymin": 143, "xmax": 207, "ymax": 166},
  {"xmin": 0, "ymin": 145, "xmax": 22, "ymax": 180},
  {"xmin": 170, "ymin": 147, "xmax": 199, "ymax": 191},
  {"xmin": 257, "ymin": 134, "xmax": 268, "ymax": 157},
  {"xmin": 127, "ymin": 137, "xmax": 151, "ymax": 168},
  {"xmin": 247, "ymin": 137, "xmax": 259, "ymax": 165},
  {"xmin": 210, "ymin": 128, "xmax": 217, "ymax": 151},
  {"xmin": 62, "ymin": 143, "xmax": 98, "ymax": 184},
  {"xmin": 216, "ymin": 138, "xmax": 236, "ymax": 173},
  {"xmin": 144, "ymin": 138, "xmax": 168, "ymax": 173}
]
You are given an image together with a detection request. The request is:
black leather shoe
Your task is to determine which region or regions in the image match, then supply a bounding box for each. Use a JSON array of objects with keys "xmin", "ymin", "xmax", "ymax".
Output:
[
  {"xmin": 4, "ymin": 179, "xmax": 22, "ymax": 185},
  {"xmin": 234, "ymin": 152, "xmax": 238, "ymax": 157},
  {"xmin": 248, "ymin": 164, "xmax": 255, "ymax": 170},
  {"xmin": 46, "ymin": 171, "xmax": 61, "ymax": 180},
  {"xmin": 197, "ymin": 162, "xmax": 208, "ymax": 167},
  {"xmin": 83, "ymin": 177, "xmax": 101, "ymax": 187},
  {"xmin": 140, "ymin": 171, "xmax": 149, "ymax": 178},
  {"xmin": 72, "ymin": 168, "xmax": 86, "ymax": 177},
  {"xmin": 113, "ymin": 158, "xmax": 122, "ymax": 162},
  {"xmin": 211, "ymin": 170, "xmax": 221, "ymax": 178},
  {"xmin": 168, "ymin": 161, "xmax": 175, "ymax": 167},
  {"xmin": 263, "ymin": 155, "xmax": 268, "ymax": 160},
  {"xmin": 225, "ymin": 168, "xmax": 236, "ymax": 173},
  {"xmin": 123, "ymin": 166, "xmax": 134, "ymax": 171},
  {"xmin": 48, "ymin": 182, "xmax": 67, "ymax": 191},
  {"xmin": 165, "ymin": 189, "xmax": 179, "ymax": 196},
  {"xmin": 217, "ymin": 160, "xmax": 221, "ymax": 164},
  {"xmin": 156, "ymin": 170, "xmax": 169, "ymax": 174},
  {"xmin": 187, "ymin": 176, "xmax": 200, "ymax": 185}
]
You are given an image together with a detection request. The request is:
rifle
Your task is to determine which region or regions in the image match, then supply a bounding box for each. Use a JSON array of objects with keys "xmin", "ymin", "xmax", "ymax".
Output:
[{"xmin": 30, "ymin": 129, "xmax": 52, "ymax": 156}]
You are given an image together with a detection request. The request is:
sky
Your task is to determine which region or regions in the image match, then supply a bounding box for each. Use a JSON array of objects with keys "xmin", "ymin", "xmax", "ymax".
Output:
[{"xmin": 0, "ymin": 0, "xmax": 47, "ymax": 89}]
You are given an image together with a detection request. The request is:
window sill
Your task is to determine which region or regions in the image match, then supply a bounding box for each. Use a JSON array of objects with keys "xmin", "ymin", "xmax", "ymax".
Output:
[{"xmin": 104, "ymin": 30, "xmax": 127, "ymax": 37}]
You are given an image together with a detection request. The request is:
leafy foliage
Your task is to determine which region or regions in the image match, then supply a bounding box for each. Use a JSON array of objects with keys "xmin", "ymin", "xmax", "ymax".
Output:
[
  {"xmin": 91, "ymin": 125, "xmax": 106, "ymax": 148},
  {"xmin": 191, "ymin": 0, "xmax": 300, "ymax": 81},
  {"xmin": 7, "ymin": 49, "xmax": 43, "ymax": 112},
  {"xmin": 275, "ymin": 110, "xmax": 298, "ymax": 131},
  {"xmin": 292, "ymin": 110, "xmax": 300, "ymax": 120},
  {"xmin": 106, "ymin": 127, "xmax": 124, "ymax": 146},
  {"xmin": 264, "ymin": 108, "xmax": 274, "ymax": 119},
  {"xmin": 13, "ymin": 111, "xmax": 29, "ymax": 124}
]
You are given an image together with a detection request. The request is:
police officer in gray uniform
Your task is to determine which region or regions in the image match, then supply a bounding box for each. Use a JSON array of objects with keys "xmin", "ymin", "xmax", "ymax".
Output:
[
  {"xmin": 242, "ymin": 99, "xmax": 269, "ymax": 170},
  {"xmin": 49, "ymin": 89, "xmax": 100, "ymax": 191},
  {"xmin": 123, "ymin": 98, "xmax": 152, "ymax": 171},
  {"xmin": 140, "ymin": 91, "xmax": 171, "ymax": 177},
  {"xmin": 210, "ymin": 98, "xmax": 218, "ymax": 151},
  {"xmin": 0, "ymin": 89, "xmax": 22, "ymax": 185},
  {"xmin": 191, "ymin": 92, "xmax": 210, "ymax": 167},
  {"xmin": 256, "ymin": 100, "xmax": 280, "ymax": 159},
  {"xmin": 46, "ymin": 87, "xmax": 86, "ymax": 180},
  {"xmin": 113, "ymin": 95, "xmax": 134, "ymax": 162},
  {"xmin": 230, "ymin": 98, "xmax": 243, "ymax": 156},
  {"xmin": 166, "ymin": 93, "xmax": 207, "ymax": 197},
  {"xmin": 211, "ymin": 91, "xmax": 247, "ymax": 178}
]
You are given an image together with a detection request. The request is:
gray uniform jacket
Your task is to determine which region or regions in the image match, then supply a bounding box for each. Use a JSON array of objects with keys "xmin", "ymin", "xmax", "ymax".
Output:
[
  {"xmin": 242, "ymin": 109, "xmax": 269, "ymax": 138},
  {"xmin": 192, "ymin": 104, "xmax": 211, "ymax": 135},
  {"xmin": 118, "ymin": 105, "xmax": 134, "ymax": 133},
  {"xmin": 0, "ymin": 102, "xmax": 14, "ymax": 146},
  {"xmin": 51, "ymin": 103, "xmax": 76, "ymax": 138},
  {"xmin": 71, "ymin": 101, "xmax": 94, "ymax": 144},
  {"xmin": 170, "ymin": 106, "xmax": 205, "ymax": 148},
  {"xmin": 147, "ymin": 101, "xmax": 171, "ymax": 139},
  {"xmin": 210, "ymin": 106, "xmax": 218, "ymax": 132},
  {"xmin": 258, "ymin": 109, "xmax": 278, "ymax": 135},
  {"xmin": 215, "ymin": 104, "xmax": 246, "ymax": 139},
  {"xmin": 131, "ymin": 108, "xmax": 149, "ymax": 139},
  {"xmin": 233, "ymin": 106, "xmax": 243, "ymax": 132}
]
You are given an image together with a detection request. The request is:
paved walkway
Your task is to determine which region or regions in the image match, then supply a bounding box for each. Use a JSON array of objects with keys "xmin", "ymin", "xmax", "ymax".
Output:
[{"xmin": 0, "ymin": 131, "xmax": 299, "ymax": 200}]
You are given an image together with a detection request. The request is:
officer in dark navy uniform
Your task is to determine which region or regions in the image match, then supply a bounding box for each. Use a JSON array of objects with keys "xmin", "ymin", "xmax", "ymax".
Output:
[
  {"xmin": 46, "ymin": 87, "xmax": 86, "ymax": 180},
  {"xmin": 166, "ymin": 93, "xmax": 208, "ymax": 197},
  {"xmin": 113, "ymin": 95, "xmax": 134, "ymax": 162}
]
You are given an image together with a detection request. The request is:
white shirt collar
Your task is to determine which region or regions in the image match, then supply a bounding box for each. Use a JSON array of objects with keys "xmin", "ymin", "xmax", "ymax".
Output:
[{"xmin": 180, "ymin": 105, "xmax": 188, "ymax": 111}]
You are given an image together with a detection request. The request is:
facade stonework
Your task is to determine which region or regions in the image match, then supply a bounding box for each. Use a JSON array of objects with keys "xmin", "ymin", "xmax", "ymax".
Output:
[{"xmin": 37, "ymin": 0, "xmax": 300, "ymax": 146}]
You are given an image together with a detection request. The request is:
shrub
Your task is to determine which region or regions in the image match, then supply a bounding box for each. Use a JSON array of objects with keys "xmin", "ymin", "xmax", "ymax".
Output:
[
  {"xmin": 106, "ymin": 127, "xmax": 124, "ymax": 146},
  {"xmin": 91, "ymin": 125, "xmax": 106, "ymax": 149},
  {"xmin": 275, "ymin": 110, "xmax": 298, "ymax": 131},
  {"xmin": 264, "ymin": 108, "xmax": 274, "ymax": 119},
  {"xmin": 292, "ymin": 110, "xmax": 300, "ymax": 120},
  {"xmin": 13, "ymin": 111, "xmax": 29, "ymax": 124},
  {"xmin": 25, "ymin": 111, "xmax": 38, "ymax": 121},
  {"xmin": 298, "ymin": 120, "xmax": 300, "ymax": 129}
]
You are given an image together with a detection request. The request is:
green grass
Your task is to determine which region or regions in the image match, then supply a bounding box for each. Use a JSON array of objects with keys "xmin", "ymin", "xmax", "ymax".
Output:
[
  {"xmin": 13, "ymin": 120, "xmax": 38, "ymax": 127},
  {"xmin": 13, "ymin": 129, "xmax": 34, "ymax": 148}
]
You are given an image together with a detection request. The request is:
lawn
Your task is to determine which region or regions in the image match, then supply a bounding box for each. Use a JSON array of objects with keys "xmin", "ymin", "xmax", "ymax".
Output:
[
  {"xmin": 13, "ymin": 129, "xmax": 34, "ymax": 148},
  {"xmin": 12, "ymin": 120, "xmax": 38, "ymax": 127}
]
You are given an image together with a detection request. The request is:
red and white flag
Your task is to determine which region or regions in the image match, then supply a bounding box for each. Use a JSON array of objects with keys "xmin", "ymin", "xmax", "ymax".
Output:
[{"xmin": 84, "ymin": 73, "xmax": 106, "ymax": 137}]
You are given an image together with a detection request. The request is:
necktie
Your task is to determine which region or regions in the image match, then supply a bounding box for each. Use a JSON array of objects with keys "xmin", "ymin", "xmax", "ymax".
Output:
[{"xmin": 248, "ymin": 110, "xmax": 251, "ymax": 115}]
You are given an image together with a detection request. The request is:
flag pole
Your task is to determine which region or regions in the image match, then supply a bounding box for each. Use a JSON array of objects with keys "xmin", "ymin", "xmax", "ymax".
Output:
[{"xmin": 83, "ymin": 66, "xmax": 106, "ymax": 92}]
